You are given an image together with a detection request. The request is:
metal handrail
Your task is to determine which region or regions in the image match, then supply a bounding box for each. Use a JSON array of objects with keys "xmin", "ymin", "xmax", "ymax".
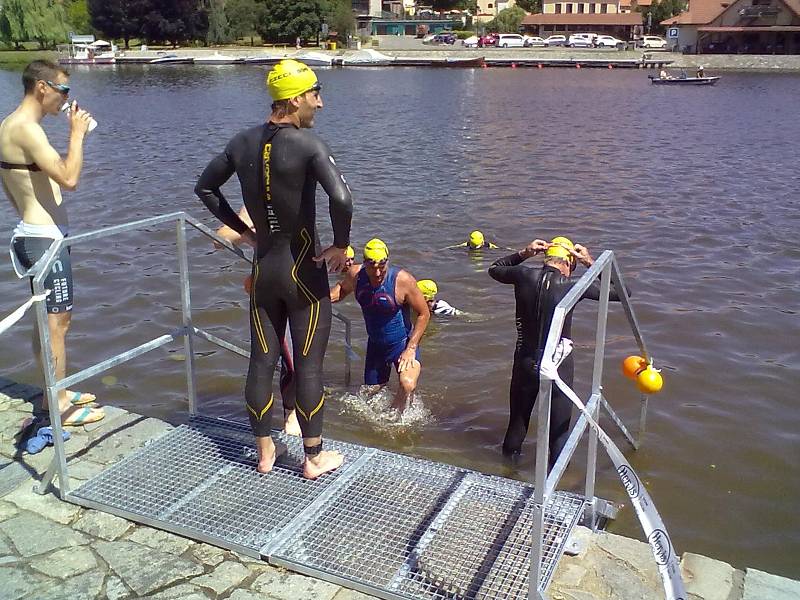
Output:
[
  {"xmin": 31, "ymin": 212, "xmax": 353, "ymax": 497},
  {"xmin": 529, "ymin": 250, "xmax": 651, "ymax": 599}
]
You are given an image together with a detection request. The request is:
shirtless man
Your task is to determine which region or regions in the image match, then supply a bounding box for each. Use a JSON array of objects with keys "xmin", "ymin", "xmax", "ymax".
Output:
[{"xmin": 0, "ymin": 60, "xmax": 103, "ymax": 426}]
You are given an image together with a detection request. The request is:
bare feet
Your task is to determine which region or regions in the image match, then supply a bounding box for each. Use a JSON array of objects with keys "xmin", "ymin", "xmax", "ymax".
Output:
[
  {"xmin": 303, "ymin": 450, "xmax": 343, "ymax": 480},
  {"xmin": 283, "ymin": 409, "xmax": 302, "ymax": 436},
  {"xmin": 391, "ymin": 392, "xmax": 410, "ymax": 414},
  {"xmin": 61, "ymin": 405, "xmax": 105, "ymax": 426},
  {"xmin": 65, "ymin": 390, "xmax": 96, "ymax": 406},
  {"xmin": 255, "ymin": 437, "xmax": 278, "ymax": 474}
]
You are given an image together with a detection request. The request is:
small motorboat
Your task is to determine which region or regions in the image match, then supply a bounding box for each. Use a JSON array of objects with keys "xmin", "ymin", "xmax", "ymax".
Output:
[
  {"xmin": 649, "ymin": 75, "xmax": 720, "ymax": 85},
  {"xmin": 243, "ymin": 56, "xmax": 285, "ymax": 65},
  {"xmin": 439, "ymin": 56, "xmax": 486, "ymax": 68},
  {"xmin": 294, "ymin": 51, "xmax": 333, "ymax": 66},
  {"xmin": 194, "ymin": 53, "xmax": 244, "ymax": 65},
  {"xmin": 341, "ymin": 49, "xmax": 394, "ymax": 66},
  {"xmin": 149, "ymin": 54, "xmax": 194, "ymax": 65}
]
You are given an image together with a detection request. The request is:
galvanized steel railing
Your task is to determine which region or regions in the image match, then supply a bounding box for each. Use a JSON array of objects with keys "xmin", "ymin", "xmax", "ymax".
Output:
[
  {"xmin": 528, "ymin": 250, "xmax": 650, "ymax": 599},
  {"xmin": 31, "ymin": 212, "xmax": 353, "ymax": 497}
]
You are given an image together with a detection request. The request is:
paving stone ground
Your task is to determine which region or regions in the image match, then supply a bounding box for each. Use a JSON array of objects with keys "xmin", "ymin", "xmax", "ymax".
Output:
[{"xmin": 0, "ymin": 382, "xmax": 797, "ymax": 600}]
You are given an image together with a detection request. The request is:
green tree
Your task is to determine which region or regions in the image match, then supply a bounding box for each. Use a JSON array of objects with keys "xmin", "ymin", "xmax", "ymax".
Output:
[
  {"xmin": 256, "ymin": 0, "xmax": 326, "ymax": 44},
  {"xmin": 486, "ymin": 5, "xmax": 525, "ymax": 33},
  {"xmin": 0, "ymin": 0, "xmax": 70, "ymax": 48},
  {"xmin": 206, "ymin": 0, "xmax": 230, "ymax": 44},
  {"xmin": 325, "ymin": 0, "xmax": 355, "ymax": 43},
  {"xmin": 88, "ymin": 0, "xmax": 151, "ymax": 49},
  {"xmin": 66, "ymin": 0, "xmax": 92, "ymax": 34},
  {"xmin": 515, "ymin": 0, "xmax": 542, "ymax": 13},
  {"xmin": 140, "ymin": 0, "xmax": 208, "ymax": 46},
  {"xmin": 639, "ymin": 0, "xmax": 686, "ymax": 33},
  {"xmin": 226, "ymin": 0, "xmax": 262, "ymax": 44}
]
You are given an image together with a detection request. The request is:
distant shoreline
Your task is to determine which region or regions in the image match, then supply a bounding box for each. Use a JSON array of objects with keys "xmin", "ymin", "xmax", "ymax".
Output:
[{"xmin": 2, "ymin": 47, "xmax": 800, "ymax": 71}]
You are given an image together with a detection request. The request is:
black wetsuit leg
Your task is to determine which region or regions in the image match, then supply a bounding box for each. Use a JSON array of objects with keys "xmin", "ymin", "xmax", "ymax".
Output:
[
  {"xmin": 504, "ymin": 352, "xmax": 574, "ymax": 470},
  {"xmin": 246, "ymin": 235, "xmax": 331, "ymax": 439}
]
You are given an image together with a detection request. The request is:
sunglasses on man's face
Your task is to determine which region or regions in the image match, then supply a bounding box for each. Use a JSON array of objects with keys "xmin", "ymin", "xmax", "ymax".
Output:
[{"xmin": 45, "ymin": 80, "xmax": 70, "ymax": 95}]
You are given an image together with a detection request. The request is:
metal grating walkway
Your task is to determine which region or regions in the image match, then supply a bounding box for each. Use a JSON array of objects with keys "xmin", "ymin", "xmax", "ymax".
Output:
[{"xmin": 68, "ymin": 416, "xmax": 585, "ymax": 599}]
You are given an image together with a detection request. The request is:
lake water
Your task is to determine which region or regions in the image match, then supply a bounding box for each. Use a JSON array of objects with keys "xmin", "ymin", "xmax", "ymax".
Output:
[{"xmin": 1, "ymin": 63, "xmax": 798, "ymax": 578}]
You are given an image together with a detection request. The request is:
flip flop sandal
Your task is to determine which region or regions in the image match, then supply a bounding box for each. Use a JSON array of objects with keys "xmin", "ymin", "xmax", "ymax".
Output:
[
  {"xmin": 69, "ymin": 391, "xmax": 97, "ymax": 406},
  {"xmin": 62, "ymin": 406, "xmax": 105, "ymax": 426}
]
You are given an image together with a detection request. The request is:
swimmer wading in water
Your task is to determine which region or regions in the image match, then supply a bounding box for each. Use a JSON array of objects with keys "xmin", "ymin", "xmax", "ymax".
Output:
[{"xmin": 195, "ymin": 60, "xmax": 353, "ymax": 479}]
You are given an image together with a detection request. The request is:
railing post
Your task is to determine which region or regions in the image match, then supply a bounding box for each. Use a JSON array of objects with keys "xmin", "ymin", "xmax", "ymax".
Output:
[
  {"xmin": 530, "ymin": 371, "xmax": 553, "ymax": 598},
  {"xmin": 31, "ymin": 243, "xmax": 70, "ymax": 497},
  {"xmin": 584, "ymin": 259, "xmax": 611, "ymax": 528},
  {"xmin": 177, "ymin": 217, "xmax": 198, "ymax": 415}
]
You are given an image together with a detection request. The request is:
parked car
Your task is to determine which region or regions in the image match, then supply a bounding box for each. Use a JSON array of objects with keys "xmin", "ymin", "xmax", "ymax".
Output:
[
  {"xmin": 567, "ymin": 33, "xmax": 597, "ymax": 48},
  {"xmin": 543, "ymin": 35, "xmax": 567, "ymax": 47},
  {"xmin": 523, "ymin": 35, "xmax": 546, "ymax": 47},
  {"xmin": 433, "ymin": 32, "xmax": 457, "ymax": 45},
  {"xmin": 636, "ymin": 35, "xmax": 668, "ymax": 49},
  {"xmin": 496, "ymin": 33, "xmax": 525, "ymax": 48},
  {"xmin": 463, "ymin": 35, "xmax": 480, "ymax": 48},
  {"xmin": 480, "ymin": 33, "xmax": 499, "ymax": 46},
  {"xmin": 595, "ymin": 35, "xmax": 626, "ymax": 49}
]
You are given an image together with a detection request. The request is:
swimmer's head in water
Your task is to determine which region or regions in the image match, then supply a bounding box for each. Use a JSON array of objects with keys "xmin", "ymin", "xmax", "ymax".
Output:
[
  {"xmin": 267, "ymin": 59, "xmax": 320, "ymax": 101},
  {"xmin": 363, "ymin": 238, "xmax": 389, "ymax": 263},
  {"xmin": 546, "ymin": 236, "xmax": 577, "ymax": 268},
  {"xmin": 468, "ymin": 230, "xmax": 485, "ymax": 249},
  {"xmin": 417, "ymin": 279, "xmax": 438, "ymax": 301}
]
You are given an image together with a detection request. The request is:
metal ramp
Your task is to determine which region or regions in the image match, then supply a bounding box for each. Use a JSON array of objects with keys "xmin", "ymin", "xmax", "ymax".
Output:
[{"xmin": 68, "ymin": 416, "xmax": 584, "ymax": 599}]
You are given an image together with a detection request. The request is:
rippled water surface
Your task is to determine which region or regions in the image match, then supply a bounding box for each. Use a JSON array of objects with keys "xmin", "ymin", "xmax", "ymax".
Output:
[{"xmin": 1, "ymin": 64, "xmax": 798, "ymax": 577}]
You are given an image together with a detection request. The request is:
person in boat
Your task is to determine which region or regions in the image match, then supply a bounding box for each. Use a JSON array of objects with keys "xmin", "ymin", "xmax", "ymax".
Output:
[
  {"xmin": 416, "ymin": 279, "xmax": 464, "ymax": 317},
  {"xmin": 696, "ymin": 65, "xmax": 705, "ymax": 78},
  {"xmin": 195, "ymin": 59, "xmax": 353, "ymax": 479},
  {"xmin": 679, "ymin": 69, "xmax": 688, "ymax": 79},
  {"xmin": 330, "ymin": 238, "xmax": 430, "ymax": 414},
  {"xmin": 488, "ymin": 236, "xmax": 626, "ymax": 470},
  {"xmin": 658, "ymin": 68, "xmax": 672, "ymax": 80},
  {"xmin": 0, "ymin": 60, "xmax": 104, "ymax": 428}
]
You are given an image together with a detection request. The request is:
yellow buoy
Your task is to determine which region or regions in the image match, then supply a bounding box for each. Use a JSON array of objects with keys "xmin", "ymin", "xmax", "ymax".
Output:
[{"xmin": 637, "ymin": 366, "xmax": 663, "ymax": 394}]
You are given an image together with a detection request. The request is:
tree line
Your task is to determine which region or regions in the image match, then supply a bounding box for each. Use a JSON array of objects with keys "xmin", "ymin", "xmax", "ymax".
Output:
[{"xmin": 0, "ymin": 0, "xmax": 356, "ymax": 50}]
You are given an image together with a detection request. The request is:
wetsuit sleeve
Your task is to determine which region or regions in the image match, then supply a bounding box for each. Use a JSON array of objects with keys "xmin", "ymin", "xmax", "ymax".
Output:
[
  {"xmin": 580, "ymin": 278, "xmax": 629, "ymax": 301},
  {"xmin": 488, "ymin": 252, "xmax": 526, "ymax": 284},
  {"xmin": 194, "ymin": 143, "xmax": 250, "ymax": 235},
  {"xmin": 309, "ymin": 140, "xmax": 352, "ymax": 248}
]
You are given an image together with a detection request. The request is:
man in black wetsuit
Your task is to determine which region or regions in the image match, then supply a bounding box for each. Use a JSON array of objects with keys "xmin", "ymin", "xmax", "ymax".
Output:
[
  {"xmin": 195, "ymin": 59, "xmax": 353, "ymax": 479},
  {"xmin": 488, "ymin": 236, "xmax": 623, "ymax": 469}
]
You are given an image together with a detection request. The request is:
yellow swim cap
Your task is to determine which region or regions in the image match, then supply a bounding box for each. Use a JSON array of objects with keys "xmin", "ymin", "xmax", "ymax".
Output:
[
  {"xmin": 363, "ymin": 238, "xmax": 389, "ymax": 262},
  {"xmin": 546, "ymin": 236, "xmax": 576, "ymax": 262},
  {"xmin": 266, "ymin": 59, "xmax": 320, "ymax": 101},
  {"xmin": 468, "ymin": 230, "xmax": 485, "ymax": 249},
  {"xmin": 417, "ymin": 279, "xmax": 438, "ymax": 301},
  {"xmin": 345, "ymin": 246, "xmax": 355, "ymax": 260}
]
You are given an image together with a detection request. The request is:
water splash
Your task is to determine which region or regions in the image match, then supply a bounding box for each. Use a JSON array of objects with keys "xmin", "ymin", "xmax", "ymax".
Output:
[{"xmin": 337, "ymin": 386, "xmax": 433, "ymax": 436}]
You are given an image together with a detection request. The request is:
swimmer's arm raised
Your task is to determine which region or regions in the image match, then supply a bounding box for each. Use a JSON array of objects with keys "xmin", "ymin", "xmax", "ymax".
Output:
[
  {"xmin": 310, "ymin": 143, "xmax": 352, "ymax": 249},
  {"xmin": 195, "ymin": 150, "xmax": 252, "ymax": 240},
  {"xmin": 488, "ymin": 252, "xmax": 526, "ymax": 284},
  {"xmin": 20, "ymin": 122, "xmax": 83, "ymax": 191},
  {"xmin": 330, "ymin": 265, "xmax": 359, "ymax": 302}
]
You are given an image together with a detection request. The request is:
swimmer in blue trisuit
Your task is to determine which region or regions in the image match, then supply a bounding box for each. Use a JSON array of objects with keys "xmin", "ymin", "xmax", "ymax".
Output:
[
  {"xmin": 196, "ymin": 59, "xmax": 353, "ymax": 478},
  {"xmin": 489, "ymin": 236, "xmax": 626, "ymax": 469},
  {"xmin": 214, "ymin": 206, "xmax": 302, "ymax": 437},
  {"xmin": 331, "ymin": 239, "xmax": 430, "ymax": 413},
  {"xmin": 416, "ymin": 279, "xmax": 465, "ymax": 317}
]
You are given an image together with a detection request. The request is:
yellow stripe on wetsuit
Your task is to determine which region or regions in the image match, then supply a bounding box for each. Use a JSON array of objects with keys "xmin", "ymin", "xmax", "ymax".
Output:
[
  {"xmin": 251, "ymin": 263, "xmax": 269, "ymax": 353},
  {"xmin": 291, "ymin": 228, "xmax": 320, "ymax": 356},
  {"xmin": 247, "ymin": 394, "xmax": 273, "ymax": 420},
  {"xmin": 296, "ymin": 394, "xmax": 324, "ymax": 423}
]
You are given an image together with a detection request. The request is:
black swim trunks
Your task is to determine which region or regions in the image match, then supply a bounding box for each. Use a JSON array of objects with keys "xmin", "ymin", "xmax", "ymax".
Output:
[{"xmin": 12, "ymin": 237, "xmax": 73, "ymax": 314}]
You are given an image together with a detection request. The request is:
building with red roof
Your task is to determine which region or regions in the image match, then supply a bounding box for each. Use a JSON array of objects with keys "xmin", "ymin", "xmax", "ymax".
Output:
[{"xmin": 661, "ymin": 0, "xmax": 800, "ymax": 53}]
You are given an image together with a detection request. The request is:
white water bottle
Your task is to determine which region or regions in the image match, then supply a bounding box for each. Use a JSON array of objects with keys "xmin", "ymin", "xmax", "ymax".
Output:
[{"xmin": 61, "ymin": 102, "xmax": 98, "ymax": 133}]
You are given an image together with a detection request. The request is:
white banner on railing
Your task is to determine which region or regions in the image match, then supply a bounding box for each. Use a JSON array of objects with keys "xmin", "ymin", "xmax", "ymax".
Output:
[
  {"xmin": 0, "ymin": 292, "xmax": 49, "ymax": 336},
  {"xmin": 540, "ymin": 354, "xmax": 686, "ymax": 600}
]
